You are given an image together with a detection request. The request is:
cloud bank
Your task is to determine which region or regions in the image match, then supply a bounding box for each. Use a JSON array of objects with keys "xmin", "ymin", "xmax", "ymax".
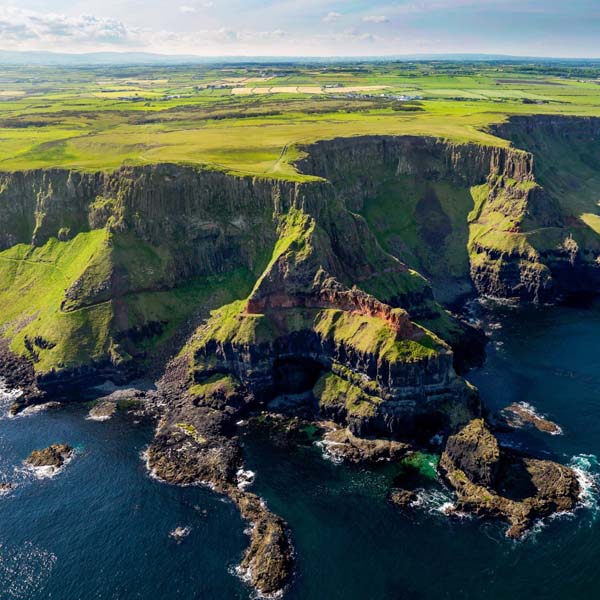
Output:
[{"xmin": 0, "ymin": 1, "xmax": 598, "ymax": 57}]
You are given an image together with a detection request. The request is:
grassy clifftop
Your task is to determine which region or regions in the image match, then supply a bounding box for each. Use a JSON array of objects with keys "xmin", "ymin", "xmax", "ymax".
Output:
[{"xmin": 1, "ymin": 62, "xmax": 600, "ymax": 178}]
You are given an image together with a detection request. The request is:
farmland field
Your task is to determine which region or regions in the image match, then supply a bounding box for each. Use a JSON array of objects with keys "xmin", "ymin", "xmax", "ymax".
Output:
[{"xmin": 1, "ymin": 60, "xmax": 600, "ymax": 178}]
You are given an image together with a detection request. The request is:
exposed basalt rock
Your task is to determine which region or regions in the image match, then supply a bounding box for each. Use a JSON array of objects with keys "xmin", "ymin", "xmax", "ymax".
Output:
[
  {"xmin": 88, "ymin": 400, "xmax": 118, "ymax": 421},
  {"xmin": 389, "ymin": 488, "xmax": 418, "ymax": 508},
  {"xmin": 439, "ymin": 419, "xmax": 580, "ymax": 537},
  {"xmin": 441, "ymin": 418, "xmax": 500, "ymax": 487},
  {"xmin": 233, "ymin": 489, "xmax": 294, "ymax": 595},
  {"xmin": 494, "ymin": 403, "xmax": 563, "ymax": 436},
  {"xmin": 0, "ymin": 482, "xmax": 16, "ymax": 495},
  {"xmin": 0, "ymin": 341, "xmax": 44, "ymax": 414},
  {"xmin": 145, "ymin": 362, "xmax": 293, "ymax": 597},
  {"xmin": 26, "ymin": 444, "xmax": 73, "ymax": 469},
  {"xmin": 320, "ymin": 427, "xmax": 413, "ymax": 463}
]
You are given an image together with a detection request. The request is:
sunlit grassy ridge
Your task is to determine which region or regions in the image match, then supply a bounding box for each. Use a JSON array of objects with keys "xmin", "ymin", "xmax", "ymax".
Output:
[
  {"xmin": 0, "ymin": 229, "xmax": 257, "ymax": 373},
  {"xmin": 1, "ymin": 62, "xmax": 600, "ymax": 178}
]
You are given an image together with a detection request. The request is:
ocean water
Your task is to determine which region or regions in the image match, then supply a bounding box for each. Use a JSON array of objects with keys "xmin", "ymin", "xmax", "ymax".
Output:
[{"xmin": 2, "ymin": 301, "xmax": 600, "ymax": 599}]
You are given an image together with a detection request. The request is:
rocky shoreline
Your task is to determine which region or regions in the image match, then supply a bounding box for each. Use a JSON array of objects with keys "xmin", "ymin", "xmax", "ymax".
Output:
[
  {"xmin": 143, "ymin": 357, "xmax": 294, "ymax": 597},
  {"xmin": 2, "ymin": 317, "xmax": 587, "ymax": 596}
]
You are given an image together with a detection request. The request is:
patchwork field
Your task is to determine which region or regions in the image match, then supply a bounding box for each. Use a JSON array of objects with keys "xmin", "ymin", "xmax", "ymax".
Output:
[{"xmin": 0, "ymin": 60, "xmax": 600, "ymax": 178}]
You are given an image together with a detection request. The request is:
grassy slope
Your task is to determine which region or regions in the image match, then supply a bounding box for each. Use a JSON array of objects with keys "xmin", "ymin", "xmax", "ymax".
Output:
[
  {"xmin": 362, "ymin": 177, "xmax": 475, "ymax": 282},
  {"xmin": 0, "ymin": 230, "xmax": 257, "ymax": 373},
  {"xmin": 2, "ymin": 62, "xmax": 600, "ymax": 375},
  {"xmin": 192, "ymin": 301, "xmax": 442, "ymax": 364}
]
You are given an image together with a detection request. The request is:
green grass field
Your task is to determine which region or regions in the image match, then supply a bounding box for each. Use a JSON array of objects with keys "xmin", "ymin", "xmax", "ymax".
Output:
[{"xmin": 1, "ymin": 61, "xmax": 600, "ymax": 178}]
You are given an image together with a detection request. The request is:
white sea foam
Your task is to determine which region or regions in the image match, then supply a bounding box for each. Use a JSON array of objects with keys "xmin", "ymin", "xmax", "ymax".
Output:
[
  {"xmin": 569, "ymin": 453, "xmax": 599, "ymax": 514},
  {"xmin": 236, "ymin": 468, "xmax": 256, "ymax": 490},
  {"xmin": 141, "ymin": 447, "xmax": 169, "ymax": 484},
  {"xmin": 16, "ymin": 402, "xmax": 61, "ymax": 418},
  {"xmin": 479, "ymin": 295, "xmax": 519, "ymax": 308},
  {"xmin": 413, "ymin": 487, "xmax": 460, "ymax": 516},
  {"xmin": 0, "ymin": 379, "xmax": 23, "ymax": 420},
  {"xmin": 169, "ymin": 526, "xmax": 191, "ymax": 541},
  {"xmin": 85, "ymin": 413, "xmax": 112, "ymax": 422},
  {"xmin": 0, "ymin": 541, "xmax": 57, "ymax": 600},
  {"xmin": 231, "ymin": 563, "xmax": 285, "ymax": 600},
  {"xmin": 314, "ymin": 439, "xmax": 344, "ymax": 464}
]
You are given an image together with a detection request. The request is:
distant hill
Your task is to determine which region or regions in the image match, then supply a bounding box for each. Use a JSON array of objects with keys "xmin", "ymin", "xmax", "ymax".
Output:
[{"xmin": 0, "ymin": 50, "xmax": 598, "ymax": 66}]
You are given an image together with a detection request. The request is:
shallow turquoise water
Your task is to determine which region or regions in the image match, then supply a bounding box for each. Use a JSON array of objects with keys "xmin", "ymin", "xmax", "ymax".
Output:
[{"xmin": 1, "ymin": 302, "xmax": 600, "ymax": 599}]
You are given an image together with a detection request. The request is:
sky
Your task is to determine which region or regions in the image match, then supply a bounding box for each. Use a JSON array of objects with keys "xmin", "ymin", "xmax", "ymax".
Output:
[{"xmin": 0, "ymin": 1, "xmax": 599, "ymax": 58}]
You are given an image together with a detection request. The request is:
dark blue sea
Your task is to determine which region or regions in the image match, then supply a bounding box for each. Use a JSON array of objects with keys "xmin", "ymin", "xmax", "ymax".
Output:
[{"xmin": 1, "ymin": 301, "xmax": 600, "ymax": 599}]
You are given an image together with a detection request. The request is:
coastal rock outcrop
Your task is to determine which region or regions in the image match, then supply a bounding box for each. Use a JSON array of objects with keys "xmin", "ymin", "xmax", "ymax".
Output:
[
  {"xmin": 145, "ymin": 362, "xmax": 293, "ymax": 598},
  {"xmin": 26, "ymin": 444, "xmax": 73, "ymax": 470},
  {"xmin": 319, "ymin": 427, "xmax": 413, "ymax": 463},
  {"xmin": 493, "ymin": 403, "xmax": 563, "ymax": 436},
  {"xmin": 439, "ymin": 419, "xmax": 580, "ymax": 537}
]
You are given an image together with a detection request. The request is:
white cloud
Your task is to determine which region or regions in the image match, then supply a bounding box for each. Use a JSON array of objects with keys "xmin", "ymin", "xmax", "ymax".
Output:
[
  {"xmin": 323, "ymin": 11, "xmax": 342, "ymax": 23},
  {"xmin": 179, "ymin": 1, "xmax": 214, "ymax": 11},
  {"xmin": 0, "ymin": 7, "xmax": 137, "ymax": 48},
  {"xmin": 362, "ymin": 15, "xmax": 388, "ymax": 23}
]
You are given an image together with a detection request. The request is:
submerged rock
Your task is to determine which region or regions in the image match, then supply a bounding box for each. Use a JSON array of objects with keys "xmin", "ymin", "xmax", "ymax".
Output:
[
  {"xmin": 439, "ymin": 419, "xmax": 580, "ymax": 537},
  {"xmin": 0, "ymin": 482, "xmax": 16, "ymax": 495},
  {"xmin": 87, "ymin": 400, "xmax": 118, "ymax": 421},
  {"xmin": 26, "ymin": 444, "xmax": 73, "ymax": 470}
]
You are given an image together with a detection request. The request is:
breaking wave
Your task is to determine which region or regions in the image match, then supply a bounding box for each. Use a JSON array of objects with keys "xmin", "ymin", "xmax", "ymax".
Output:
[{"xmin": 0, "ymin": 379, "xmax": 23, "ymax": 420}]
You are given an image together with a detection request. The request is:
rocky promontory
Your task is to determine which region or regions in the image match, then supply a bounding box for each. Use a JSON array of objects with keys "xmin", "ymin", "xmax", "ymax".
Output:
[
  {"xmin": 439, "ymin": 419, "xmax": 580, "ymax": 537},
  {"xmin": 145, "ymin": 360, "xmax": 293, "ymax": 597}
]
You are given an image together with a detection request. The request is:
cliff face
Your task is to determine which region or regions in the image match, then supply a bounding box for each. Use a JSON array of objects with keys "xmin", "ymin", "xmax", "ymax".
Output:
[
  {"xmin": 294, "ymin": 127, "xmax": 600, "ymax": 303},
  {"xmin": 0, "ymin": 166, "xmax": 308, "ymax": 381},
  {"xmin": 481, "ymin": 116, "xmax": 600, "ymax": 300},
  {"xmin": 0, "ymin": 165, "xmax": 295, "ymax": 273},
  {"xmin": 1, "ymin": 116, "xmax": 598, "ymax": 393},
  {"xmin": 0, "ymin": 161, "xmax": 454, "ymax": 385},
  {"xmin": 1, "ymin": 121, "xmax": 592, "ymax": 579}
]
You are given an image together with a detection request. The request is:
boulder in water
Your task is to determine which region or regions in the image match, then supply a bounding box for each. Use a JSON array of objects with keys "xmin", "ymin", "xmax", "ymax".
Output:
[{"xmin": 26, "ymin": 444, "xmax": 73, "ymax": 469}]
